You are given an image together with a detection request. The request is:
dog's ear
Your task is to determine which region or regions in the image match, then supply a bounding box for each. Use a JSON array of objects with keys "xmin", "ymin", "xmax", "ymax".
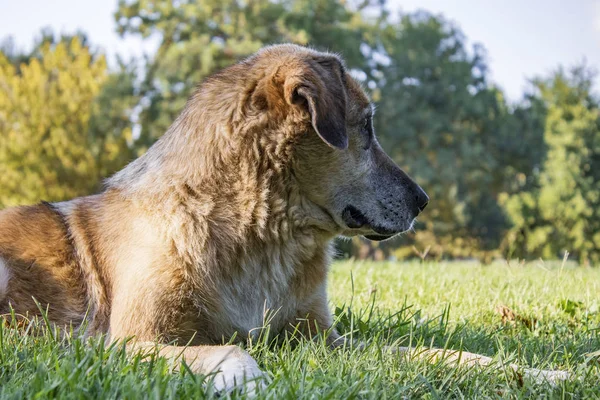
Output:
[{"xmin": 286, "ymin": 58, "xmax": 348, "ymax": 150}]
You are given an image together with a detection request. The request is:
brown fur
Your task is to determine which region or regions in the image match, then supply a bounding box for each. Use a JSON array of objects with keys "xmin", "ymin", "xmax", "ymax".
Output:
[{"xmin": 0, "ymin": 44, "xmax": 565, "ymax": 391}]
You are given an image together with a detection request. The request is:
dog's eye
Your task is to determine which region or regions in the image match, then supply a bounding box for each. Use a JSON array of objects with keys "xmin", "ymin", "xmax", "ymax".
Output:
[
  {"xmin": 362, "ymin": 116, "xmax": 371, "ymax": 133},
  {"xmin": 361, "ymin": 115, "xmax": 373, "ymax": 149}
]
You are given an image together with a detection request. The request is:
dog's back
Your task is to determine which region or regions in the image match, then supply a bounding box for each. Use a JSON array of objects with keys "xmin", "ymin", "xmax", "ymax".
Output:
[{"xmin": 0, "ymin": 202, "xmax": 87, "ymax": 325}]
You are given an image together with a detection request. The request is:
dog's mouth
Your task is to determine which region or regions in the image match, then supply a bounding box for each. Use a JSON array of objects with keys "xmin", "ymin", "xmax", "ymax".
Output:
[
  {"xmin": 363, "ymin": 233, "xmax": 395, "ymax": 241},
  {"xmin": 341, "ymin": 205, "xmax": 400, "ymax": 241}
]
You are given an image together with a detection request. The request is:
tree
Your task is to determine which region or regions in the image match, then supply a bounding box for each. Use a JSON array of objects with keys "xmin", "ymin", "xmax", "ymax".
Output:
[
  {"xmin": 503, "ymin": 66, "xmax": 600, "ymax": 265},
  {"xmin": 87, "ymin": 58, "xmax": 139, "ymax": 179},
  {"xmin": 0, "ymin": 36, "xmax": 135, "ymax": 207}
]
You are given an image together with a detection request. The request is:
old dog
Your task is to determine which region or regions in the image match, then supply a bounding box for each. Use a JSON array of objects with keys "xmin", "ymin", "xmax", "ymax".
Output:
[{"xmin": 0, "ymin": 44, "xmax": 565, "ymax": 391}]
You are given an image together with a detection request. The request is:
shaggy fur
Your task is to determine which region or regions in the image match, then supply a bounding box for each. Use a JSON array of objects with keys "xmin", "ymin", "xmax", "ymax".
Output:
[{"xmin": 0, "ymin": 44, "xmax": 565, "ymax": 391}]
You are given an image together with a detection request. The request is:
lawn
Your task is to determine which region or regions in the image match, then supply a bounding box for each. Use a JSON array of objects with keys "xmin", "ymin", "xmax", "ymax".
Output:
[{"xmin": 1, "ymin": 261, "xmax": 599, "ymax": 399}]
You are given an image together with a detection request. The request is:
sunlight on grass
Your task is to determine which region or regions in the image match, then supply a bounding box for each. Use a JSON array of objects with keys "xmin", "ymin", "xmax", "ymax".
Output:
[{"xmin": 1, "ymin": 261, "xmax": 599, "ymax": 398}]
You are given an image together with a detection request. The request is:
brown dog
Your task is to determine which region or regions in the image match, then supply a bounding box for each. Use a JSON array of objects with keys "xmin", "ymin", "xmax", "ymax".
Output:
[{"xmin": 0, "ymin": 45, "xmax": 564, "ymax": 391}]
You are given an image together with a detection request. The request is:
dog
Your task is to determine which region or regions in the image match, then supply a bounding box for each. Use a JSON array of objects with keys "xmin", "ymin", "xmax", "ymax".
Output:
[{"xmin": 0, "ymin": 44, "xmax": 566, "ymax": 392}]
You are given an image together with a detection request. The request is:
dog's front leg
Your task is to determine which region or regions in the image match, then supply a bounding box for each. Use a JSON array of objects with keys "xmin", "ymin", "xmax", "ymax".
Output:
[
  {"xmin": 128, "ymin": 342, "xmax": 266, "ymax": 393},
  {"xmin": 320, "ymin": 329, "xmax": 570, "ymax": 385},
  {"xmin": 291, "ymin": 294, "xmax": 569, "ymax": 385},
  {"xmin": 389, "ymin": 346, "xmax": 570, "ymax": 385}
]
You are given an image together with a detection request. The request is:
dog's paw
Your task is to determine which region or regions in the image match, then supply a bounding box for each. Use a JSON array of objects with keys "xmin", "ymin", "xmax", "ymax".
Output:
[
  {"xmin": 212, "ymin": 353, "xmax": 266, "ymax": 394},
  {"xmin": 523, "ymin": 367, "xmax": 571, "ymax": 386},
  {"xmin": 201, "ymin": 346, "xmax": 267, "ymax": 395}
]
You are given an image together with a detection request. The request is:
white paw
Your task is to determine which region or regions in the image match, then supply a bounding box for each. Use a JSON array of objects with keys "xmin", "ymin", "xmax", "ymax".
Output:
[
  {"xmin": 202, "ymin": 346, "xmax": 267, "ymax": 395},
  {"xmin": 213, "ymin": 356, "xmax": 265, "ymax": 394},
  {"xmin": 523, "ymin": 367, "xmax": 571, "ymax": 386}
]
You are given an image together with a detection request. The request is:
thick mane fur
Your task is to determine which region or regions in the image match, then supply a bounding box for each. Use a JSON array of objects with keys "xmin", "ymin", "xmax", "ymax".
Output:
[{"xmin": 105, "ymin": 46, "xmax": 338, "ymax": 317}]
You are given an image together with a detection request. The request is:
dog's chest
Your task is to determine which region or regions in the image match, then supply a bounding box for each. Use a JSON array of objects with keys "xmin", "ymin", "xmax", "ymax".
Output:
[
  {"xmin": 212, "ymin": 247, "xmax": 324, "ymax": 340},
  {"xmin": 217, "ymin": 259, "xmax": 299, "ymax": 338}
]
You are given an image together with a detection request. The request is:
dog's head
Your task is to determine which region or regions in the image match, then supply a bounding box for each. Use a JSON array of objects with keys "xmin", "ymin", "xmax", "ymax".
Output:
[{"xmin": 248, "ymin": 45, "xmax": 429, "ymax": 241}]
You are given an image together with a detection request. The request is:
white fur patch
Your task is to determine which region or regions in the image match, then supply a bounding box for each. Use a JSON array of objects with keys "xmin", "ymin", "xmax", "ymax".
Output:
[
  {"xmin": 524, "ymin": 367, "xmax": 571, "ymax": 386},
  {"xmin": 53, "ymin": 200, "xmax": 75, "ymax": 216},
  {"xmin": 203, "ymin": 347, "xmax": 266, "ymax": 394},
  {"xmin": 0, "ymin": 257, "xmax": 10, "ymax": 301}
]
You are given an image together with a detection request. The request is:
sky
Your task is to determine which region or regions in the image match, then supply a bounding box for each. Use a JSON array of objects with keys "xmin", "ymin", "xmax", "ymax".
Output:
[{"xmin": 0, "ymin": 0, "xmax": 599, "ymax": 101}]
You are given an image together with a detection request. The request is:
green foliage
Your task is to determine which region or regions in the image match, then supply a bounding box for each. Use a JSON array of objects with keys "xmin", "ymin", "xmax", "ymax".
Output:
[
  {"xmin": 87, "ymin": 58, "xmax": 139, "ymax": 177},
  {"xmin": 0, "ymin": 38, "xmax": 110, "ymax": 207},
  {"xmin": 0, "ymin": 34, "xmax": 137, "ymax": 208},
  {"xmin": 503, "ymin": 67, "xmax": 600, "ymax": 265}
]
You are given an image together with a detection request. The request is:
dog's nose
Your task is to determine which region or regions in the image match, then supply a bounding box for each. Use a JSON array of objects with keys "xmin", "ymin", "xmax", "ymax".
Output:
[{"xmin": 415, "ymin": 189, "xmax": 429, "ymax": 213}]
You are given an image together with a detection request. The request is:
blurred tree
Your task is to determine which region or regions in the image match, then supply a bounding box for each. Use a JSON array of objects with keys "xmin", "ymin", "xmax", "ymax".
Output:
[
  {"xmin": 503, "ymin": 66, "xmax": 600, "ymax": 265},
  {"xmin": 1, "ymin": 29, "xmax": 94, "ymax": 72},
  {"xmin": 87, "ymin": 58, "xmax": 139, "ymax": 180},
  {"xmin": 0, "ymin": 36, "xmax": 136, "ymax": 207}
]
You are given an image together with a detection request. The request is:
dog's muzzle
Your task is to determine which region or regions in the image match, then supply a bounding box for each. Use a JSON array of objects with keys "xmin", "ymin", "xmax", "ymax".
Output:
[{"xmin": 341, "ymin": 205, "xmax": 399, "ymax": 240}]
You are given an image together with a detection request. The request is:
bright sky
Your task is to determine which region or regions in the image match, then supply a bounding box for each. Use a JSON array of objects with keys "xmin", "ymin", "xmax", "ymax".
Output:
[{"xmin": 1, "ymin": 0, "xmax": 599, "ymax": 101}]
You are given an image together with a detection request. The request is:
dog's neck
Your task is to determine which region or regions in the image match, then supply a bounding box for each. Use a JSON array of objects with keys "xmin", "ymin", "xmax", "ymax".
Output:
[{"xmin": 107, "ymin": 102, "xmax": 339, "ymax": 260}]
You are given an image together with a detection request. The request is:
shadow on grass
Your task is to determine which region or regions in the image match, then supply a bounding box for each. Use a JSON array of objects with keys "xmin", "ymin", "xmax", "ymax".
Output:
[
  {"xmin": 1, "ymin": 302, "xmax": 599, "ymax": 399},
  {"xmin": 331, "ymin": 299, "xmax": 600, "ymax": 368}
]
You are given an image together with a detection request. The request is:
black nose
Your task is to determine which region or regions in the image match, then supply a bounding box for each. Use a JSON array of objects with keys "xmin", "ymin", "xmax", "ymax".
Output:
[{"xmin": 415, "ymin": 189, "xmax": 429, "ymax": 213}]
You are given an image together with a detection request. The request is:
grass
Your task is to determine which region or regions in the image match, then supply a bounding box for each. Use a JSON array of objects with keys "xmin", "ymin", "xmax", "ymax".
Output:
[{"xmin": 1, "ymin": 260, "xmax": 599, "ymax": 399}]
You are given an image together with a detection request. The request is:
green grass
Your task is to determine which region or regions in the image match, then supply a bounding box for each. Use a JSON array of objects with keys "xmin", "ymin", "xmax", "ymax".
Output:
[{"xmin": 1, "ymin": 261, "xmax": 599, "ymax": 399}]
